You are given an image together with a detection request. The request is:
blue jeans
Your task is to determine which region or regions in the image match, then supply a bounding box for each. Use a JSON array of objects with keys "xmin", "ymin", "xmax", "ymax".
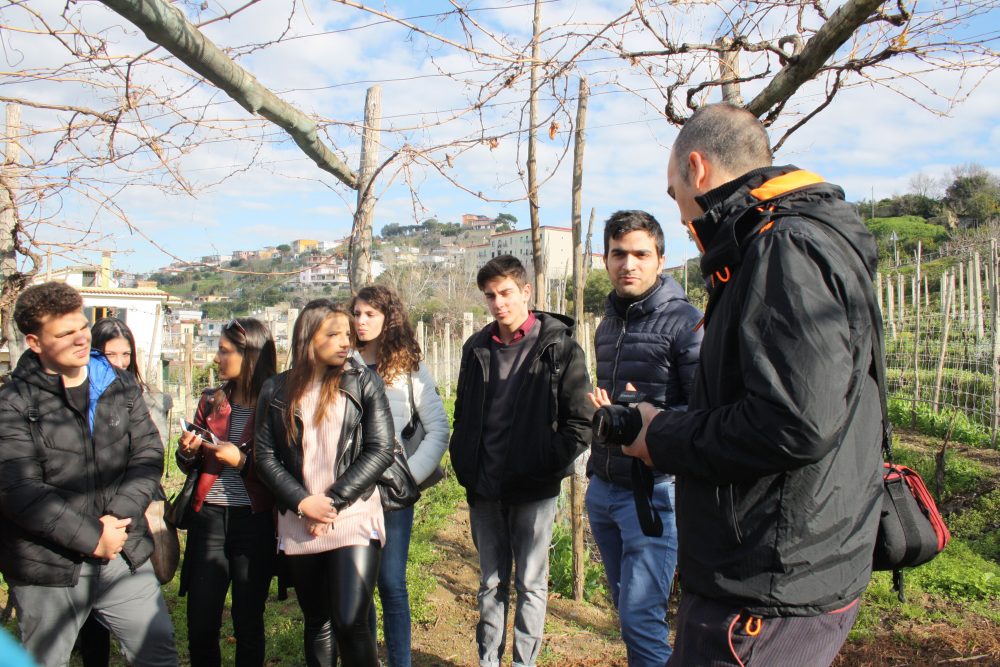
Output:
[
  {"xmin": 586, "ymin": 475, "xmax": 678, "ymax": 667},
  {"xmin": 368, "ymin": 505, "xmax": 414, "ymax": 667},
  {"xmin": 469, "ymin": 496, "xmax": 558, "ymax": 667}
]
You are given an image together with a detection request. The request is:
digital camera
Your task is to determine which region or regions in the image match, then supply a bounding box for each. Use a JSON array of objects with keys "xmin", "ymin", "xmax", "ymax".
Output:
[{"xmin": 591, "ymin": 389, "xmax": 645, "ymax": 446}]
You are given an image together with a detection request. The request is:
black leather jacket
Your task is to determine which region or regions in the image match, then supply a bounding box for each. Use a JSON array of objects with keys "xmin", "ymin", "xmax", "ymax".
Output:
[{"xmin": 254, "ymin": 361, "xmax": 395, "ymax": 513}]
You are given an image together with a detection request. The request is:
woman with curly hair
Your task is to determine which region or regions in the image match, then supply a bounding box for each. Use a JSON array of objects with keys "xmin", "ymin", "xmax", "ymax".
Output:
[{"xmin": 352, "ymin": 285, "xmax": 449, "ymax": 667}]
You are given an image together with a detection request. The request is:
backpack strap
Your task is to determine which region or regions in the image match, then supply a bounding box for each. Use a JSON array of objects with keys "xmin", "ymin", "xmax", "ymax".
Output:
[{"xmin": 19, "ymin": 383, "xmax": 48, "ymax": 465}]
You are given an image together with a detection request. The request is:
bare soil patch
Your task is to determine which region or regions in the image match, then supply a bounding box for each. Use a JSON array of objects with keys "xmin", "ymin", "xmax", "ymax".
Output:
[{"xmin": 411, "ymin": 501, "xmax": 627, "ymax": 666}]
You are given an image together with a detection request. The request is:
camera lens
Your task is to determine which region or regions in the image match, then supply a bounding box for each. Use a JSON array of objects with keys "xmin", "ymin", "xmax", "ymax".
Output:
[{"xmin": 592, "ymin": 404, "xmax": 642, "ymax": 446}]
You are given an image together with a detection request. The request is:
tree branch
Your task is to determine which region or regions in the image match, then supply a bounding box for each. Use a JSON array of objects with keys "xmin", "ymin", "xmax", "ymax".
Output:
[
  {"xmin": 745, "ymin": 0, "xmax": 886, "ymax": 117},
  {"xmin": 98, "ymin": 0, "xmax": 359, "ymax": 189}
]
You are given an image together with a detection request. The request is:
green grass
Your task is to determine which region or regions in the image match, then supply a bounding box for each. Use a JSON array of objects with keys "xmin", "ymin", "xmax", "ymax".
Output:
[
  {"xmin": 890, "ymin": 442, "xmax": 989, "ymax": 501},
  {"xmin": 400, "ymin": 457, "xmax": 464, "ymax": 624},
  {"xmin": 889, "ymin": 397, "xmax": 994, "ymax": 448}
]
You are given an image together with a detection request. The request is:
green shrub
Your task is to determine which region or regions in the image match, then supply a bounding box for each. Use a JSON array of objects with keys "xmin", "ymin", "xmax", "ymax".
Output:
[
  {"xmin": 888, "ymin": 398, "xmax": 993, "ymax": 447},
  {"xmin": 868, "ymin": 216, "xmax": 950, "ymax": 257},
  {"xmin": 890, "ymin": 443, "xmax": 986, "ymax": 501},
  {"xmin": 907, "ymin": 539, "xmax": 1000, "ymax": 601},
  {"xmin": 547, "ymin": 522, "xmax": 607, "ymax": 603}
]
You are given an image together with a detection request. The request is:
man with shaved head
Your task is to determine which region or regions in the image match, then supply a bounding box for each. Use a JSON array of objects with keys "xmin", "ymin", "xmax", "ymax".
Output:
[{"xmin": 621, "ymin": 103, "xmax": 885, "ymax": 666}]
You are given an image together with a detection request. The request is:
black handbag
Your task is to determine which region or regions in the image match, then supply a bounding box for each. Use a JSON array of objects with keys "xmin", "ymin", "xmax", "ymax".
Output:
[
  {"xmin": 869, "ymin": 363, "xmax": 950, "ymax": 600},
  {"xmin": 165, "ymin": 468, "xmax": 198, "ymax": 530},
  {"xmin": 873, "ymin": 462, "xmax": 949, "ymax": 572},
  {"xmin": 378, "ymin": 440, "xmax": 421, "ymax": 512}
]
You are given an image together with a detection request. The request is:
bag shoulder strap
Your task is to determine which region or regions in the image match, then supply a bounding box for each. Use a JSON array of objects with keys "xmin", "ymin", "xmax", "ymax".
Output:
[{"xmin": 407, "ymin": 371, "xmax": 417, "ymax": 421}]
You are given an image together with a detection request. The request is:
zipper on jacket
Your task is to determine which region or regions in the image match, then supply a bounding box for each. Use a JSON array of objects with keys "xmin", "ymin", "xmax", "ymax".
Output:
[
  {"xmin": 727, "ymin": 485, "xmax": 744, "ymax": 545},
  {"xmin": 65, "ymin": 384, "xmax": 100, "ymax": 531},
  {"xmin": 498, "ymin": 339, "xmax": 558, "ymax": 493},
  {"xmin": 334, "ymin": 387, "xmax": 364, "ymax": 472},
  {"xmin": 606, "ymin": 304, "xmax": 635, "ymax": 481}
]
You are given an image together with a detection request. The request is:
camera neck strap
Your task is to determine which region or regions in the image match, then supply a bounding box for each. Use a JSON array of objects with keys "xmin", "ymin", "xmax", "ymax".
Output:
[{"xmin": 631, "ymin": 458, "xmax": 664, "ymax": 537}]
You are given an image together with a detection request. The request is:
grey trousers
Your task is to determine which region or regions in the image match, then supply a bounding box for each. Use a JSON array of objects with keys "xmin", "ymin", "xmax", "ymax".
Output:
[
  {"xmin": 12, "ymin": 557, "xmax": 178, "ymax": 667},
  {"xmin": 668, "ymin": 591, "xmax": 861, "ymax": 667},
  {"xmin": 468, "ymin": 496, "xmax": 558, "ymax": 667}
]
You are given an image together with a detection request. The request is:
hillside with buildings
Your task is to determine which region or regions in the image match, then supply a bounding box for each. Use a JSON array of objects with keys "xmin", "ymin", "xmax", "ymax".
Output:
[{"xmin": 0, "ymin": 213, "xmax": 602, "ymax": 382}]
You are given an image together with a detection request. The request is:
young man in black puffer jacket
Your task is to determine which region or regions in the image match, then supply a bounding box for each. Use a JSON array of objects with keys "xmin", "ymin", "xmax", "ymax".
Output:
[
  {"xmin": 0, "ymin": 282, "xmax": 177, "ymax": 667},
  {"xmin": 587, "ymin": 210, "xmax": 702, "ymax": 666}
]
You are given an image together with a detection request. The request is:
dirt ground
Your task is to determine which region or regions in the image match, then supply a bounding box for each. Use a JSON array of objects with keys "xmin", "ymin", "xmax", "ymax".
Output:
[{"xmin": 410, "ymin": 501, "xmax": 628, "ymax": 666}]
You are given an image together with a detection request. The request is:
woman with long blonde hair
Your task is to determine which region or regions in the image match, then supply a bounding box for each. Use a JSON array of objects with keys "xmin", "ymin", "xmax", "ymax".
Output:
[{"xmin": 255, "ymin": 299, "xmax": 394, "ymax": 667}]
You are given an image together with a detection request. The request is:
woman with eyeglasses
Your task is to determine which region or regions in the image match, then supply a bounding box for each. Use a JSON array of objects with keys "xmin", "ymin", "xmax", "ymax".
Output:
[
  {"xmin": 254, "ymin": 299, "xmax": 394, "ymax": 667},
  {"xmin": 176, "ymin": 317, "xmax": 278, "ymax": 667},
  {"xmin": 76, "ymin": 317, "xmax": 176, "ymax": 667},
  {"xmin": 351, "ymin": 285, "xmax": 448, "ymax": 667}
]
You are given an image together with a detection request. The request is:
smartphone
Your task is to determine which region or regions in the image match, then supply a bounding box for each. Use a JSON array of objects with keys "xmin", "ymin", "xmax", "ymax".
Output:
[{"xmin": 179, "ymin": 418, "xmax": 214, "ymax": 445}]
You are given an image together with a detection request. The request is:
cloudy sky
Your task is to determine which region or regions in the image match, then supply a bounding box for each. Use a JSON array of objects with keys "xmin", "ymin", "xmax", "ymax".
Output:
[{"xmin": 7, "ymin": 0, "xmax": 1000, "ymax": 273}]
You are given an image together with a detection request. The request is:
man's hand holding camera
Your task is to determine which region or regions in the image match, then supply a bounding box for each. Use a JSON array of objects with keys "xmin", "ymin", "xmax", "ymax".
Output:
[{"xmin": 587, "ymin": 383, "xmax": 660, "ymax": 467}]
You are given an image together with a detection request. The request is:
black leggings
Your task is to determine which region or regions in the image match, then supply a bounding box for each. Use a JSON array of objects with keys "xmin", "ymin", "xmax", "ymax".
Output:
[{"xmin": 287, "ymin": 541, "xmax": 381, "ymax": 667}]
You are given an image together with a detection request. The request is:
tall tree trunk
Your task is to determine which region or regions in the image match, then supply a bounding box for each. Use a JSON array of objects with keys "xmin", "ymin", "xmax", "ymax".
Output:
[
  {"xmin": 527, "ymin": 0, "xmax": 545, "ymax": 308},
  {"xmin": 351, "ymin": 86, "xmax": 381, "ymax": 290},
  {"xmin": 1, "ymin": 104, "xmax": 25, "ymax": 364},
  {"xmin": 716, "ymin": 37, "xmax": 744, "ymax": 105},
  {"xmin": 570, "ymin": 76, "xmax": 589, "ymax": 602}
]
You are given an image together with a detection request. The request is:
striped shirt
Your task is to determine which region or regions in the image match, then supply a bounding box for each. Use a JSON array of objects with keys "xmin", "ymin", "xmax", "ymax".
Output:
[
  {"xmin": 204, "ymin": 403, "xmax": 253, "ymax": 507},
  {"xmin": 277, "ymin": 383, "xmax": 385, "ymax": 555}
]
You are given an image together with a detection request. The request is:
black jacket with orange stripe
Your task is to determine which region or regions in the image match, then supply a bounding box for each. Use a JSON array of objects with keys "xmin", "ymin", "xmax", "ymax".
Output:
[{"xmin": 646, "ymin": 165, "xmax": 884, "ymax": 616}]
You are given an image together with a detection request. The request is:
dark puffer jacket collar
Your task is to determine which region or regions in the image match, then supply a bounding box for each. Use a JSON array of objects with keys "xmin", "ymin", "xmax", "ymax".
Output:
[{"xmin": 605, "ymin": 276, "xmax": 689, "ymax": 321}]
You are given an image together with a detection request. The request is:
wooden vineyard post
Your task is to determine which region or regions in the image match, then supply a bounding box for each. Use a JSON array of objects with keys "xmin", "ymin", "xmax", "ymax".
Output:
[
  {"xmin": 959, "ymin": 261, "xmax": 965, "ymax": 322},
  {"xmin": 462, "ymin": 312, "xmax": 473, "ymax": 344},
  {"xmin": 431, "ymin": 340, "xmax": 439, "ymax": 387},
  {"xmin": 969, "ymin": 259, "xmax": 976, "ymax": 332},
  {"xmin": 876, "ymin": 273, "xmax": 883, "ymax": 316},
  {"xmin": 932, "ymin": 272, "xmax": 954, "ymax": 413},
  {"xmin": 991, "ymin": 241, "xmax": 1000, "ymax": 449},
  {"xmin": 898, "ymin": 274, "xmax": 906, "ymax": 323},
  {"xmin": 912, "ymin": 242, "xmax": 922, "ymax": 427},
  {"xmin": 887, "ymin": 278, "xmax": 896, "ymax": 339},
  {"xmin": 570, "ymin": 75, "xmax": 590, "ymax": 602},
  {"xmin": 443, "ymin": 322, "xmax": 452, "ymax": 399},
  {"xmin": 975, "ymin": 251, "xmax": 985, "ymax": 338},
  {"xmin": 350, "ymin": 86, "xmax": 381, "ymax": 289}
]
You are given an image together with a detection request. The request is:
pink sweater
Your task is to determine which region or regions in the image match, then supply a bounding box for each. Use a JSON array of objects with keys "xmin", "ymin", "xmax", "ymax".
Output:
[{"xmin": 277, "ymin": 383, "xmax": 385, "ymax": 555}]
